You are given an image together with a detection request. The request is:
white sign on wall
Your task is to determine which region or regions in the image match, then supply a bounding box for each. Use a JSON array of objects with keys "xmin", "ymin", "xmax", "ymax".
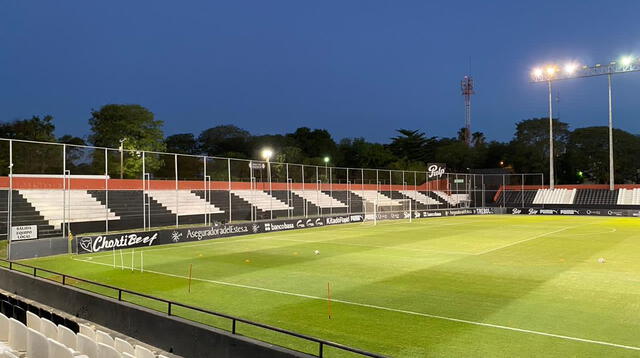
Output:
[{"xmin": 11, "ymin": 225, "xmax": 38, "ymax": 241}]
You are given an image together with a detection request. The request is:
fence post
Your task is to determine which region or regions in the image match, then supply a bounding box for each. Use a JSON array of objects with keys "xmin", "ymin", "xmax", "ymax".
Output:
[
  {"xmin": 7, "ymin": 139, "xmax": 12, "ymax": 260},
  {"xmin": 232, "ymin": 319, "xmax": 236, "ymax": 334},
  {"xmin": 227, "ymin": 158, "xmax": 232, "ymax": 223},
  {"xmin": 175, "ymin": 154, "xmax": 179, "ymax": 227},
  {"xmin": 168, "ymin": 302, "xmax": 172, "ymax": 316},
  {"xmin": 318, "ymin": 342, "xmax": 324, "ymax": 358}
]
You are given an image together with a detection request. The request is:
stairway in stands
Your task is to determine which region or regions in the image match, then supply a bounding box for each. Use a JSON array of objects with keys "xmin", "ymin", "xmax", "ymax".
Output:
[
  {"xmin": 0, "ymin": 191, "xmax": 62, "ymax": 239},
  {"xmin": 88, "ymin": 190, "xmax": 175, "ymax": 232}
]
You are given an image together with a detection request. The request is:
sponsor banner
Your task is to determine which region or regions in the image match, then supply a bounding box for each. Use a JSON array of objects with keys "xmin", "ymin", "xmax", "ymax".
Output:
[
  {"xmin": 77, "ymin": 208, "xmax": 485, "ymax": 254},
  {"xmin": 11, "ymin": 225, "xmax": 38, "ymax": 241},
  {"xmin": 509, "ymin": 207, "xmax": 640, "ymax": 217},
  {"xmin": 427, "ymin": 163, "xmax": 446, "ymax": 179}
]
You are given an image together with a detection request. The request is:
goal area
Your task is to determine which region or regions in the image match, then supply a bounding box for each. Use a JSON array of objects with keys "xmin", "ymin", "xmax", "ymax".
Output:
[{"xmin": 362, "ymin": 199, "xmax": 412, "ymax": 225}]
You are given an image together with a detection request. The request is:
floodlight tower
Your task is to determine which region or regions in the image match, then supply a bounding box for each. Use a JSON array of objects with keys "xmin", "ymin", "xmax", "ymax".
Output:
[{"xmin": 461, "ymin": 76, "xmax": 474, "ymax": 146}]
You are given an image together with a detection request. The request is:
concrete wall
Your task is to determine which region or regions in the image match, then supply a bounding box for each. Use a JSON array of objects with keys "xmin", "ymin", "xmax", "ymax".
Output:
[{"xmin": 0, "ymin": 267, "xmax": 312, "ymax": 358}]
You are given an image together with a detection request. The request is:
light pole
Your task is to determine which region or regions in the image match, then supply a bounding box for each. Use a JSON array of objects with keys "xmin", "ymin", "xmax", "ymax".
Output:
[
  {"xmin": 531, "ymin": 56, "xmax": 640, "ymax": 190},
  {"xmin": 532, "ymin": 67, "xmax": 556, "ymax": 189},
  {"xmin": 261, "ymin": 148, "xmax": 273, "ymax": 220},
  {"xmin": 607, "ymin": 72, "xmax": 614, "ymax": 190},
  {"xmin": 547, "ymin": 75, "xmax": 555, "ymax": 190},
  {"xmin": 324, "ymin": 156, "xmax": 330, "ymax": 177},
  {"xmin": 119, "ymin": 138, "xmax": 127, "ymax": 179}
]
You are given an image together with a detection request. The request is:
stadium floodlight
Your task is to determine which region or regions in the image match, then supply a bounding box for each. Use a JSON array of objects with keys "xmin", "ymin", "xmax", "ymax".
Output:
[
  {"xmin": 261, "ymin": 148, "xmax": 273, "ymax": 162},
  {"xmin": 530, "ymin": 55, "xmax": 640, "ymax": 191},
  {"xmin": 620, "ymin": 56, "xmax": 633, "ymax": 66},
  {"xmin": 564, "ymin": 63, "xmax": 578, "ymax": 74},
  {"xmin": 260, "ymin": 148, "xmax": 274, "ymax": 219}
]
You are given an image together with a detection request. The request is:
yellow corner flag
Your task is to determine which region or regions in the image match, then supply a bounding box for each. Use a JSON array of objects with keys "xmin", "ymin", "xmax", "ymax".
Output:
[{"xmin": 68, "ymin": 231, "xmax": 74, "ymax": 241}]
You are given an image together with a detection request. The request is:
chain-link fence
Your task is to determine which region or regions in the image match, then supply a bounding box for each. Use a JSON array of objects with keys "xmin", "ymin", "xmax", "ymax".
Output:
[{"xmin": 0, "ymin": 139, "xmax": 544, "ymax": 254}]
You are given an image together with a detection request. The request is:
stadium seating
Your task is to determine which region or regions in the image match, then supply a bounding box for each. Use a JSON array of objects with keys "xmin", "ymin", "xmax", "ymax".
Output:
[
  {"xmin": 19, "ymin": 190, "xmax": 119, "ymax": 228},
  {"xmin": 148, "ymin": 190, "xmax": 224, "ymax": 217},
  {"xmin": 617, "ymin": 188, "xmax": 640, "ymax": 205},
  {"xmin": 575, "ymin": 189, "xmax": 618, "ymax": 206},
  {"xmin": 433, "ymin": 191, "xmax": 469, "ymax": 206},
  {"xmin": 0, "ymin": 291, "xmax": 173, "ymax": 358},
  {"xmin": 350, "ymin": 190, "xmax": 403, "ymax": 206},
  {"xmin": 398, "ymin": 190, "xmax": 441, "ymax": 206},
  {"xmin": 532, "ymin": 189, "xmax": 576, "ymax": 205},
  {"xmin": 292, "ymin": 189, "xmax": 347, "ymax": 209}
]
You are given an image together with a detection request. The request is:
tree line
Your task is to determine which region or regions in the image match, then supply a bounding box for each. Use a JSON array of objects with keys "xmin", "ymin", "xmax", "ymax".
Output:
[{"xmin": 1, "ymin": 104, "xmax": 639, "ymax": 184}]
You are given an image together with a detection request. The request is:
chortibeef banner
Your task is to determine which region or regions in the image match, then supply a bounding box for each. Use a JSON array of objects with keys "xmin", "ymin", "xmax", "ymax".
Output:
[{"xmin": 77, "ymin": 208, "xmax": 484, "ymax": 254}]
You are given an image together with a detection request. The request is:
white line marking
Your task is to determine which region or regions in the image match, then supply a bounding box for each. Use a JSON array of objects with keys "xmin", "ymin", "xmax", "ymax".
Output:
[
  {"xmin": 266, "ymin": 237, "xmax": 472, "ymax": 255},
  {"xmin": 475, "ymin": 226, "xmax": 578, "ymax": 255},
  {"xmin": 571, "ymin": 228, "xmax": 617, "ymax": 236},
  {"xmin": 72, "ymin": 256, "xmax": 640, "ymax": 352}
]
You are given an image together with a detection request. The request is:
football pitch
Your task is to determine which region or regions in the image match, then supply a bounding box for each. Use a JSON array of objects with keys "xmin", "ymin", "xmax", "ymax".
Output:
[{"xmin": 22, "ymin": 215, "xmax": 640, "ymax": 357}]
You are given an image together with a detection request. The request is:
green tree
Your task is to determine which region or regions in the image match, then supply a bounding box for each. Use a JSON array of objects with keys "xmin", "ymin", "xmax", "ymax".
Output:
[
  {"xmin": 507, "ymin": 118, "xmax": 569, "ymax": 177},
  {"xmin": 287, "ymin": 127, "xmax": 338, "ymax": 161},
  {"xmin": 165, "ymin": 133, "xmax": 198, "ymax": 154},
  {"xmin": 563, "ymin": 127, "xmax": 640, "ymax": 184},
  {"xmin": 388, "ymin": 129, "xmax": 436, "ymax": 163},
  {"xmin": 0, "ymin": 115, "xmax": 59, "ymax": 174},
  {"xmin": 0, "ymin": 115, "xmax": 56, "ymax": 141},
  {"xmin": 198, "ymin": 125, "xmax": 251, "ymax": 157},
  {"xmin": 88, "ymin": 104, "xmax": 165, "ymax": 178}
]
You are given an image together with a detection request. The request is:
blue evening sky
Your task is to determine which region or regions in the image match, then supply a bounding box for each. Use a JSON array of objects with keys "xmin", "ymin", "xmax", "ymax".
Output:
[{"xmin": 1, "ymin": 1, "xmax": 639, "ymax": 143}]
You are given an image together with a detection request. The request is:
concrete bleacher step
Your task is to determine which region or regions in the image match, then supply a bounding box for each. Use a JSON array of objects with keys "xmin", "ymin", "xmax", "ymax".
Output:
[
  {"xmin": 350, "ymin": 190, "xmax": 401, "ymax": 206},
  {"xmin": 148, "ymin": 190, "xmax": 224, "ymax": 216},
  {"xmin": 399, "ymin": 190, "xmax": 441, "ymax": 206},
  {"xmin": 230, "ymin": 190, "xmax": 292, "ymax": 211},
  {"xmin": 19, "ymin": 190, "xmax": 119, "ymax": 228},
  {"xmin": 292, "ymin": 190, "xmax": 347, "ymax": 208}
]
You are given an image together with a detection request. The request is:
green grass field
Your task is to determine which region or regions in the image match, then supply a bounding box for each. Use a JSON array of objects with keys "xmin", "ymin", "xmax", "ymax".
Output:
[{"xmin": 22, "ymin": 215, "xmax": 640, "ymax": 357}]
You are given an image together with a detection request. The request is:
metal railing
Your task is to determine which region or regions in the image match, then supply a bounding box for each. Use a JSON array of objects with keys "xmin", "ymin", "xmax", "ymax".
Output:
[{"xmin": 0, "ymin": 259, "xmax": 385, "ymax": 358}]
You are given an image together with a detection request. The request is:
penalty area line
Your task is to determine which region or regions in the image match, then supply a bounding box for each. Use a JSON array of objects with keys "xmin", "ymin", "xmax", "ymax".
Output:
[{"xmin": 72, "ymin": 256, "xmax": 640, "ymax": 352}]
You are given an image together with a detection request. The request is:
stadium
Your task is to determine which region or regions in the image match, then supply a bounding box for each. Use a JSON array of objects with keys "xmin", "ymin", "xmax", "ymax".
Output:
[
  {"xmin": 0, "ymin": 136, "xmax": 637, "ymax": 357},
  {"xmin": 2, "ymin": 2, "xmax": 640, "ymax": 358}
]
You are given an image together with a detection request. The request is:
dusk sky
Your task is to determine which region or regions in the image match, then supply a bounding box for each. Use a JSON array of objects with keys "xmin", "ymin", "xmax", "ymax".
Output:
[{"xmin": 2, "ymin": 1, "xmax": 640, "ymax": 143}]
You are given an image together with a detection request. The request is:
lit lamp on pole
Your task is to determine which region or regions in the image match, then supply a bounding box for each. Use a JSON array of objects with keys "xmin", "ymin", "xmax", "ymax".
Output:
[
  {"xmin": 119, "ymin": 138, "xmax": 127, "ymax": 179},
  {"xmin": 324, "ymin": 156, "xmax": 330, "ymax": 177},
  {"xmin": 261, "ymin": 148, "xmax": 274, "ymax": 219},
  {"xmin": 531, "ymin": 55, "xmax": 640, "ymax": 191}
]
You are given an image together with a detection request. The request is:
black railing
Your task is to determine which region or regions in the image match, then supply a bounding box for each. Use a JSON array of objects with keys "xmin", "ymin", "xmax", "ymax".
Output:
[{"xmin": 0, "ymin": 259, "xmax": 385, "ymax": 358}]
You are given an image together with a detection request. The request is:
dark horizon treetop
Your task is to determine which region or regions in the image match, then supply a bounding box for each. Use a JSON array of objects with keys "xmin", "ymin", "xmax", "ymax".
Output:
[{"xmin": 2, "ymin": 104, "xmax": 638, "ymax": 184}]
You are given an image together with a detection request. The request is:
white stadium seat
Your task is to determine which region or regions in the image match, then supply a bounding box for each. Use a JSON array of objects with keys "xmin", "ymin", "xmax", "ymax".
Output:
[
  {"xmin": 26, "ymin": 311, "xmax": 41, "ymax": 331},
  {"xmin": 0, "ymin": 314, "xmax": 9, "ymax": 342},
  {"xmin": 8, "ymin": 318, "xmax": 27, "ymax": 352},
  {"xmin": 48, "ymin": 338, "xmax": 74, "ymax": 358},
  {"xmin": 115, "ymin": 337, "xmax": 135, "ymax": 356},
  {"xmin": 79, "ymin": 323, "xmax": 96, "ymax": 340},
  {"xmin": 26, "ymin": 327, "xmax": 48, "ymax": 358},
  {"xmin": 96, "ymin": 330, "xmax": 115, "ymax": 347},
  {"xmin": 57, "ymin": 324, "xmax": 78, "ymax": 350},
  {"xmin": 40, "ymin": 318, "xmax": 58, "ymax": 340},
  {"xmin": 77, "ymin": 333, "xmax": 98, "ymax": 358},
  {"xmin": 135, "ymin": 344, "xmax": 156, "ymax": 358},
  {"xmin": 98, "ymin": 342, "xmax": 122, "ymax": 358}
]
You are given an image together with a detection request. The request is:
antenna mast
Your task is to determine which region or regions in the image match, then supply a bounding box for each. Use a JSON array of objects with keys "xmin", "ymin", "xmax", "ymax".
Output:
[{"xmin": 461, "ymin": 75, "xmax": 474, "ymax": 146}]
